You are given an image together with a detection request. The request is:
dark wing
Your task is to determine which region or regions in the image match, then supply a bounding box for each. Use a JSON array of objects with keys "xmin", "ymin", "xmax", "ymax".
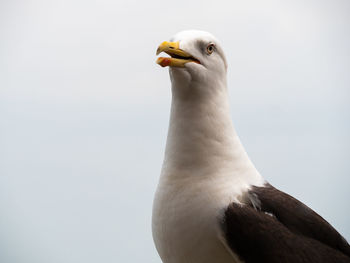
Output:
[
  {"xmin": 250, "ymin": 184, "xmax": 350, "ymax": 256},
  {"xmin": 221, "ymin": 184, "xmax": 350, "ymax": 263}
]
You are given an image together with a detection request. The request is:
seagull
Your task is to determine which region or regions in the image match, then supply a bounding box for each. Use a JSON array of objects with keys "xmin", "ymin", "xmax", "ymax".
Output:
[{"xmin": 152, "ymin": 30, "xmax": 350, "ymax": 263}]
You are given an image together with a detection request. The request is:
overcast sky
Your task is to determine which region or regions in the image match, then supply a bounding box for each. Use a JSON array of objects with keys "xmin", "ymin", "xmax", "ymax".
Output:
[{"xmin": 0, "ymin": 0, "xmax": 349, "ymax": 262}]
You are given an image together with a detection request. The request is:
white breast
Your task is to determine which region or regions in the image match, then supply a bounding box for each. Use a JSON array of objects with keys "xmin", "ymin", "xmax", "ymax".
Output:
[{"xmin": 152, "ymin": 166, "xmax": 263, "ymax": 263}]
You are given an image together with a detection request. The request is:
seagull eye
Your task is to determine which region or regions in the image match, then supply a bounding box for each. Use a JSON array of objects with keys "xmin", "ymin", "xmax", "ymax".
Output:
[{"xmin": 206, "ymin": 44, "xmax": 215, "ymax": 55}]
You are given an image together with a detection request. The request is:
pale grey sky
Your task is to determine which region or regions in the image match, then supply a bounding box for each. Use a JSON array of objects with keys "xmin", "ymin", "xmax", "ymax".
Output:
[{"xmin": 0, "ymin": 0, "xmax": 349, "ymax": 262}]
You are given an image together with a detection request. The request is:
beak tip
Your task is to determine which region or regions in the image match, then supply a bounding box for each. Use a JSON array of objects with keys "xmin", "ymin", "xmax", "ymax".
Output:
[{"xmin": 156, "ymin": 57, "xmax": 171, "ymax": 67}]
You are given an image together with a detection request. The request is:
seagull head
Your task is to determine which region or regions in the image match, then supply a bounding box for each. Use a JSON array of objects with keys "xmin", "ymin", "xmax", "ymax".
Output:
[{"xmin": 156, "ymin": 30, "xmax": 228, "ymax": 89}]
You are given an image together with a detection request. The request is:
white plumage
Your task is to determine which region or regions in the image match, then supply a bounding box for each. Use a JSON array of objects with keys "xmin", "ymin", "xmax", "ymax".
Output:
[{"xmin": 152, "ymin": 30, "xmax": 264, "ymax": 263}]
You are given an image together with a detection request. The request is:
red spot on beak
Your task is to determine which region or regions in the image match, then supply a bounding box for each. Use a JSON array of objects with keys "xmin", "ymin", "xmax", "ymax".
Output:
[{"xmin": 159, "ymin": 57, "xmax": 171, "ymax": 67}]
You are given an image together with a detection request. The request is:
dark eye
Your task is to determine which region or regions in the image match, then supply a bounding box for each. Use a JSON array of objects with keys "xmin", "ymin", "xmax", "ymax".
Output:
[{"xmin": 206, "ymin": 44, "xmax": 215, "ymax": 55}]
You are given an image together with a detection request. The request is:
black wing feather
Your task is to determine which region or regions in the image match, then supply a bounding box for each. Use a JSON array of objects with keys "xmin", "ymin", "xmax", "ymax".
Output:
[
  {"xmin": 251, "ymin": 184, "xmax": 350, "ymax": 256},
  {"xmin": 222, "ymin": 184, "xmax": 350, "ymax": 263}
]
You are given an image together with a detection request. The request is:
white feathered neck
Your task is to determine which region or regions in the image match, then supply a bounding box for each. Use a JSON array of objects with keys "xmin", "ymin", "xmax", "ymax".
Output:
[{"xmin": 161, "ymin": 68, "xmax": 261, "ymax": 186}]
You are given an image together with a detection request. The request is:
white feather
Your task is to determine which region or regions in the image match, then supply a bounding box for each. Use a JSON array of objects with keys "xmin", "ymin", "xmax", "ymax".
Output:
[{"xmin": 152, "ymin": 30, "xmax": 265, "ymax": 263}]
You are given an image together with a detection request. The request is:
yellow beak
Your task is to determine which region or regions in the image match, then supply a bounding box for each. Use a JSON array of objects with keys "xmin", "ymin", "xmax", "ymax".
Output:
[{"xmin": 156, "ymin": 41, "xmax": 200, "ymax": 67}]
